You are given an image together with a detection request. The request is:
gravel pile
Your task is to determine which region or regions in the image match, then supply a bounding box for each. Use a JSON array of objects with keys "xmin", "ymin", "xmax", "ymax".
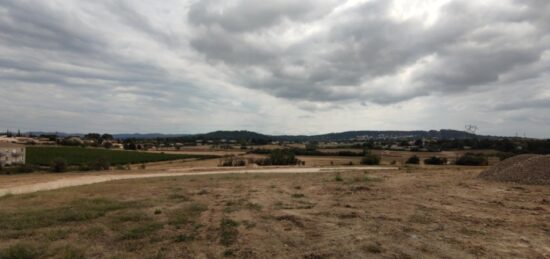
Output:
[{"xmin": 478, "ymin": 154, "xmax": 550, "ymax": 185}]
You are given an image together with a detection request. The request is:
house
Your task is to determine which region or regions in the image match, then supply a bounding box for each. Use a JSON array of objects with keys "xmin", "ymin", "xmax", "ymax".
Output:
[{"xmin": 0, "ymin": 142, "xmax": 26, "ymax": 166}]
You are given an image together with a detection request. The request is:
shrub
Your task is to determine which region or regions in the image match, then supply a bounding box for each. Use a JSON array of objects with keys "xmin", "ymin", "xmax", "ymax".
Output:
[
  {"xmin": 78, "ymin": 163, "xmax": 91, "ymax": 172},
  {"xmin": 455, "ymin": 153, "xmax": 488, "ymax": 166},
  {"xmin": 16, "ymin": 164, "xmax": 35, "ymax": 174},
  {"xmin": 255, "ymin": 149, "xmax": 300, "ymax": 166},
  {"xmin": 219, "ymin": 156, "xmax": 246, "ymax": 167},
  {"xmin": 51, "ymin": 158, "xmax": 68, "ymax": 172},
  {"xmin": 424, "ymin": 156, "xmax": 447, "ymax": 165},
  {"xmin": 269, "ymin": 149, "xmax": 299, "ymax": 165},
  {"xmin": 90, "ymin": 158, "xmax": 110, "ymax": 171},
  {"xmin": 406, "ymin": 155, "xmax": 420, "ymax": 164},
  {"xmin": 361, "ymin": 154, "xmax": 381, "ymax": 165},
  {"xmin": 254, "ymin": 158, "xmax": 272, "ymax": 166}
]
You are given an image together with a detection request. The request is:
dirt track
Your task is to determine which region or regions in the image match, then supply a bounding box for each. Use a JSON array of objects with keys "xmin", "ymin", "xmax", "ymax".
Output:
[{"xmin": 0, "ymin": 166, "xmax": 396, "ymax": 197}]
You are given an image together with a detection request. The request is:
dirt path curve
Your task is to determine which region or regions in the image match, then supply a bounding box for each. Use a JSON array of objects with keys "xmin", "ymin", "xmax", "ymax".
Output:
[{"xmin": 0, "ymin": 166, "xmax": 397, "ymax": 197}]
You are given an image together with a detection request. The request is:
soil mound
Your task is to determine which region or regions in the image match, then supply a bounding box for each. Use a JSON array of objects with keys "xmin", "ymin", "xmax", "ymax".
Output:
[{"xmin": 478, "ymin": 154, "xmax": 550, "ymax": 185}]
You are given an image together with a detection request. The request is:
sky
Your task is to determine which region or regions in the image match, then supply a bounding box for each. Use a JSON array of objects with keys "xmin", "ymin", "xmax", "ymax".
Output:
[{"xmin": 0, "ymin": 0, "xmax": 549, "ymax": 137}]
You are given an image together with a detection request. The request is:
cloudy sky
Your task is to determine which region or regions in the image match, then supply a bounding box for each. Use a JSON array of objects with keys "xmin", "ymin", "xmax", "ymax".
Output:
[{"xmin": 1, "ymin": 0, "xmax": 549, "ymax": 137}]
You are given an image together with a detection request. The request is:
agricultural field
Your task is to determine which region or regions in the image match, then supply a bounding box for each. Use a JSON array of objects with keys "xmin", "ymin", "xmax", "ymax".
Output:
[
  {"xmin": 0, "ymin": 168, "xmax": 548, "ymax": 258},
  {"xmin": 26, "ymin": 146, "xmax": 217, "ymax": 166}
]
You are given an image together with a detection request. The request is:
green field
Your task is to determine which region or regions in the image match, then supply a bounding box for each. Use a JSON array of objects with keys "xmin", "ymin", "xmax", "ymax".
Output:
[{"xmin": 26, "ymin": 146, "xmax": 215, "ymax": 166}]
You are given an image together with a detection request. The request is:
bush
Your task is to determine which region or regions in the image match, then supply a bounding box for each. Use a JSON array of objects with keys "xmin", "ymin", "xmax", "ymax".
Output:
[
  {"xmin": 424, "ymin": 156, "xmax": 447, "ymax": 165},
  {"xmin": 361, "ymin": 154, "xmax": 381, "ymax": 165},
  {"xmin": 78, "ymin": 163, "xmax": 91, "ymax": 171},
  {"xmin": 455, "ymin": 153, "xmax": 488, "ymax": 166},
  {"xmin": 16, "ymin": 164, "xmax": 35, "ymax": 174},
  {"xmin": 406, "ymin": 155, "xmax": 420, "ymax": 164},
  {"xmin": 219, "ymin": 156, "xmax": 246, "ymax": 167},
  {"xmin": 254, "ymin": 158, "xmax": 271, "ymax": 166},
  {"xmin": 90, "ymin": 158, "xmax": 110, "ymax": 171},
  {"xmin": 51, "ymin": 158, "xmax": 68, "ymax": 172},
  {"xmin": 255, "ymin": 149, "xmax": 300, "ymax": 166}
]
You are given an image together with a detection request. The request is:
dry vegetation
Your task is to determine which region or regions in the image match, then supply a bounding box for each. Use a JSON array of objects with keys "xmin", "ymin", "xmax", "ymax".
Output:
[{"xmin": 0, "ymin": 168, "xmax": 548, "ymax": 258}]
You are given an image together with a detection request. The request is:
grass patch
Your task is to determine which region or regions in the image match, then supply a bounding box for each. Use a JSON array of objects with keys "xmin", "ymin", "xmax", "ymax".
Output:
[
  {"xmin": 80, "ymin": 225, "xmax": 105, "ymax": 239},
  {"xmin": 219, "ymin": 218, "xmax": 239, "ymax": 246},
  {"xmin": 121, "ymin": 223, "xmax": 164, "ymax": 240},
  {"xmin": 274, "ymin": 200, "xmax": 315, "ymax": 210},
  {"xmin": 291, "ymin": 193, "xmax": 305, "ymax": 198},
  {"xmin": 168, "ymin": 193, "xmax": 190, "ymax": 201},
  {"xmin": 365, "ymin": 243, "xmax": 382, "ymax": 253},
  {"xmin": 26, "ymin": 146, "xmax": 217, "ymax": 166},
  {"xmin": 242, "ymin": 220, "xmax": 256, "ymax": 229},
  {"xmin": 0, "ymin": 198, "xmax": 138, "ymax": 230},
  {"xmin": 335, "ymin": 173, "xmax": 343, "ymax": 182},
  {"xmin": 168, "ymin": 202, "xmax": 208, "ymax": 227},
  {"xmin": 110, "ymin": 211, "xmax": 151, "ymax": 223},
  {"xmin": 174, "ymin": 233, "xmax": 196, "ymax": 243},
  {"xmin": 224, "ymin": 199, "xmax": 263, "ymax": 213},
  {"xmin": 53, "ymin": 245, "xmax": 85, "ymax": 259},
  {"xmin": 44, "ymin": 228, "xmax": 71, "ymax": 241},
  {"xmin": 0, "ymin": 243, "xmax": 41, "ymax": 259}
]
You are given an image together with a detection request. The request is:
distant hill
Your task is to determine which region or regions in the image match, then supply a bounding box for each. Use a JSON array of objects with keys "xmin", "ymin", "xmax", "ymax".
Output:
[
  {"xmin": 301, "ymin": 129, "xmax": 478, "ymax": 141},
  {"xmin": 176, "ymin": 129, "xmax": 481, "ymax": 142},
  {"xmin": 195, "ymin": 130, "xmax": 270, "ymax": 140},
  {"xmin": 112, "ymin": 133, "xmax": 189, "ymax": 139},
  {"xmin": 25, "ymin": 132, "xmax": 189, "ymax": 139},
  {"xmin": 24, "ymin": 129, "xmax": 482, "ymax": 141}
]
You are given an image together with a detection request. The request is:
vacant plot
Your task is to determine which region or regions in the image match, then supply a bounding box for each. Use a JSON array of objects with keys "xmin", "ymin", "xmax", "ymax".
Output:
[
  {"xmin": 0, "ymin": 168, "xmax": 548, "ymax": 258},
  {"xmin": 26, "ymin": 146, "xmax": 216, "ymax": 166}
]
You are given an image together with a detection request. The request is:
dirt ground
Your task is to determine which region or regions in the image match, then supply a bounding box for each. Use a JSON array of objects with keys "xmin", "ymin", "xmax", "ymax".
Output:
[{"xmin": 0, "ymin": 167, "xmax": 548, "ymax": 258}]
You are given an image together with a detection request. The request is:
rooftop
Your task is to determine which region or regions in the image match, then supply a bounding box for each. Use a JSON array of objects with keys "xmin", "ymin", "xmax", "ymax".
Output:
[{"xmin": 0, "ymin": 142, "xmax": 24, "ymax": 148}]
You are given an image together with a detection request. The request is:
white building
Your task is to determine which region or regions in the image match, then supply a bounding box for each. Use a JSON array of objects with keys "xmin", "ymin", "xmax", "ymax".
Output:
[{"xmin": 0, "ymin": 142, "xmax": 26, "ymax": 166}]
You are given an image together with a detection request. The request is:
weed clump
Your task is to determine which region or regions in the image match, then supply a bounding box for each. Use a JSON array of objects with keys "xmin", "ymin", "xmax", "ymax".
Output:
[
  {"xmin": 121, "ymin": 223, "xmax": 163, "ymax": 240},
  {"xmin": 220, "ymin": 218, "xmax": 239, "ymax": 246}
]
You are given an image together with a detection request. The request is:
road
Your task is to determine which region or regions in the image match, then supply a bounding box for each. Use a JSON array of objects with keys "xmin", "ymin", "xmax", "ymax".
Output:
[{"xmin": 0, "ymin": 166, "xmax": 397, "ymax": 197}]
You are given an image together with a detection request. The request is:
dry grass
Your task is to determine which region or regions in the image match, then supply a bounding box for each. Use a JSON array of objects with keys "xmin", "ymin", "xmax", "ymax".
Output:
[{"xmin": 0, "ymin": 168, "xmax": 548, "ymax": 258}]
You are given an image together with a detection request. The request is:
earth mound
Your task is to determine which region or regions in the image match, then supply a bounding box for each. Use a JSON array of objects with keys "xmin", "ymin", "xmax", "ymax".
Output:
[{"xmin": 478, "ymin": 154, "xmax": 550, "ymax": 185}]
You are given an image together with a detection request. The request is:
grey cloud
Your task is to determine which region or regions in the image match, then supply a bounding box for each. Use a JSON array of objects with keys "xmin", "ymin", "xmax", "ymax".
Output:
[
  {"xmin": 188, "ymin": 0, "xmax": 336, "ymax": 32},
  {"xmin": 187, "ymin": 0, "xmax": 550, "ymax": 105},
  {"xmin": 1, "ymin": 0, "xmax": 550, "ymax": 137},
  {"xmin": 105, "ymin": 1, "xmax": 179, "ymax": 47},
  {"xmin": 0, "ymin": 0, "xmax": 105, "ymax": 54}
]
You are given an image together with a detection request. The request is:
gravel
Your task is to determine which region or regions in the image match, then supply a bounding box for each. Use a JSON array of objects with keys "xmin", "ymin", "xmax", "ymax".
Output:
[{"xmin": 478, "ymin": 154, "xmax": 550, "ymax": 185}]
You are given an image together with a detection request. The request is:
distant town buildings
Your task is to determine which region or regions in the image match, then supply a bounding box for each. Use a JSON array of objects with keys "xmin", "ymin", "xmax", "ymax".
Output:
[{"xmin": 0, "ymin": 142, "xmax": 26, "ymax": 166}]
